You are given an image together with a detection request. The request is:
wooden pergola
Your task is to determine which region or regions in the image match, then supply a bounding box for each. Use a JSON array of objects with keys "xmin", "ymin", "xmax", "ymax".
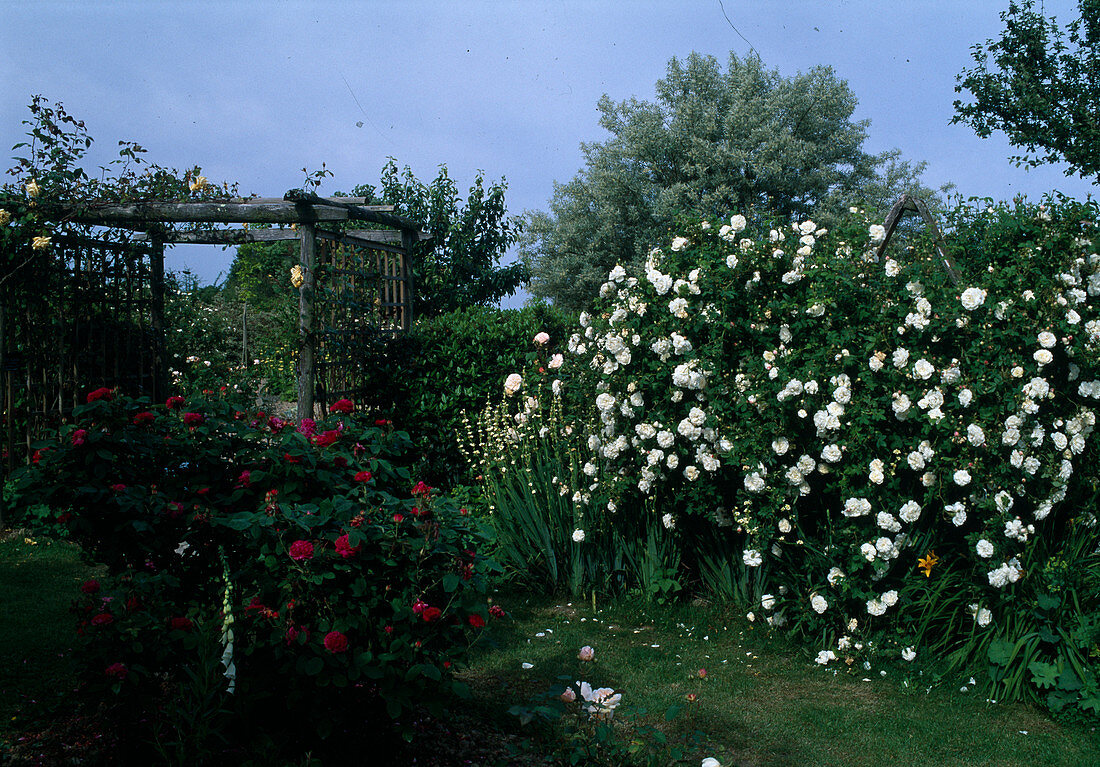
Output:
[{"xmin": 46, "ymin": 190, "xmax": 427, "ymax": 419}]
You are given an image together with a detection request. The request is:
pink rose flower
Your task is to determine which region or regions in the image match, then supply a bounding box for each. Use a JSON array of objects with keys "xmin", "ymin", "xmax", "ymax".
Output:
[
  {"xmin": 578, "ymin": 645, "xmax": 594, "ymax": 662},
  {"xmin": 323, "ymin": 630, "xmax": 349, "ymax": 653},
  {"xmin": 288, "ymin": 540, "xmax": 314, "ymax": 561}
]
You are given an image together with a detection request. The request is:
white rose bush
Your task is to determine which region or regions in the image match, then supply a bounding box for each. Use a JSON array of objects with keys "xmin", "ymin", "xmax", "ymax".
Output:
[{"xmin": 473, "ymin": 198, "xmax": 1100, "ymax": 713}]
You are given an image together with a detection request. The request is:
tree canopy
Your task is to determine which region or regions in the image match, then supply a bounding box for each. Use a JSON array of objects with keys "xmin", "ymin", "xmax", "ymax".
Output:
[
  {"xmin": 352, "ymin": 160, "xmax": 526, "ymax": 318},
  {"xmin": 521, "ymin": 51, "xmax": 940, "ymax": 312},
  {"xmin": 953, "ymin": 0, "xmax": 1100, "ymax": 182}
]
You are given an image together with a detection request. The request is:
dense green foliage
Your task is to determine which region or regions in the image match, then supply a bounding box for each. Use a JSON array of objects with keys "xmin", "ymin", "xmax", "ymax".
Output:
[
  {"xmin": 5, "ymin": 391, "xmax": 498, "ymax": 759},
  {"xmin": 954, "ymin": 0, "xmax": 1100, "ymax": 182},
  {"xmin": 358, "ymin": 304, "xmax": 574, "ymax": 488},
  {"xmin": 521, "ymin": 51, "xmax": 943, "ymax": 312}
]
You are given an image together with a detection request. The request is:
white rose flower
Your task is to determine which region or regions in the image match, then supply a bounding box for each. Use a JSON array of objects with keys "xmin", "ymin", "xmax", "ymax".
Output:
[
  {"xmin": 1034, "ymin": 349, "xmax": 1053, "ymax": 366},
  {"xmin": 869, "ymin": 224, "xmax": 887, "ymax": 245},
  {"xmin": 811, "ymin": 594, "xmax": 828, "ymax": 614},
  {"xmin": 504, "ymin": 373, "xmax": 523, "ymax": 396},
  {"xmin": 960, "ymin": 287, "xmax": 987, "ymax": 311},
  {"xmin": 898, "ymin": 500, "xmax": 921, "ymax": 523},
  {"xmin": 1037, "ymin": 331, "xmax": 1056, "ymax": 348},
  {"xmin": 742, "ymin": 549, "xmax": 763, "ymax": 567},
  {"xmin": 902, "ymin": 647, "xmax": 917, "ymax": 662},
  {"xmin": 744, "ymin": 472, "xmax": 765, "ymax": 493},
  {"xmin": 977, "ymin": 608, "xmax": 992, "ymax": 627},
  {"xmin": 821, "ymin": 444, "xmax": 842, "ymax": 463},
  {"xmin": 892, "ymin": 348, "xmax": 910, "ymax": 368},
  {"xmin": 572, "ymin": 529, "xmax": 586, "ymax": 543},
  {"xmin": 959, "ymin": 388, "xmax": 973, "ymax": 407},
  {"xmin": 671, "ymin": 236, "xmax": 689, "ymax": 251},
  {"xmin": 976, "ymin": 539, "xmax": 994, "ymax": 558},
  {"xmin": 966, "ymin": 424, "xmax": 986, "ymax": 446},
  {"xmin": 761, "ymin": 593, "xmax": 776, "ymax": 610},
  {"xmin": 913, "ymin": 359, "xmax": 935, "ymax": 379}
]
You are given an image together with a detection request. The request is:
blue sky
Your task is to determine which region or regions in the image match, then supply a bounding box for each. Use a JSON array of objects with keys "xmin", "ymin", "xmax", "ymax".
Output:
[{"xmin": 3, "ymin": 1, "xmax": 1095, "ymax": 301}]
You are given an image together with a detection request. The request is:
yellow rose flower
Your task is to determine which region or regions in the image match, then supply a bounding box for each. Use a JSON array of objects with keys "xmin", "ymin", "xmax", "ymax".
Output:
[
  {"xmin": 25, "ymin": 180, "xmax": 40, "ymax": 198},
  {"xmin": 32, "ymin": 236, "xmax": 51, "ymax": 250},
  {"xmin": 0, "ymin": 209, "xmax": 10, "ymax": 226},
  {"xmin": 290, "ymin": 264, "xmax": 304, "ymax": 288},
  {"xmin": 188, "ymin": 175, "xmax": 208, "ymax": 192}
]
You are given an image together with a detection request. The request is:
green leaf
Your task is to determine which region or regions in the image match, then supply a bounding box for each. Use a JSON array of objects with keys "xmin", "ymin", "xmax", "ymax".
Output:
[
  {"xmin": 1029, "ymin": 660, "xmax": 1060, "ymax": 689},
  {"xmin": 303, "ymin": 656, "xmax": 324, "ymax": 676},
  {"xmin": 988, "ymin": 639, "xmax": 1015, "ymax": 666},
  {"xmin": 1036, "ymin": 593, "xmax": 1062, "ymax": 611}
]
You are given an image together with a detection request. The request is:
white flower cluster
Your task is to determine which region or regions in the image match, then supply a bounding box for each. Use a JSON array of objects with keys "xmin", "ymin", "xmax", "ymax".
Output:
[{"xmin": 559, "ymin": 206, "xmax": 1100, "ymax": 652}]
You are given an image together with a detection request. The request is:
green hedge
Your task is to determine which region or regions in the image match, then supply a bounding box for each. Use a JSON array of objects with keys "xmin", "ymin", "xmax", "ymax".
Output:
[{"xmin": 360, "ymin": 304, "xmax": 574, "ymax": 487}]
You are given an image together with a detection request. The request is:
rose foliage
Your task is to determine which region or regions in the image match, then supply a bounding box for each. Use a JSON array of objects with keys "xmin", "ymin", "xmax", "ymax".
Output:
[{"xmin": 7, "ymin": 391, "xmax": 499, "ymax": 751}]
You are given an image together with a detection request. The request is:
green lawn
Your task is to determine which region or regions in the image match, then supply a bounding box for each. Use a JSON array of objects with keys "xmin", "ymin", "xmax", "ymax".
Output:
[
  {"xmin": 464, "ymin": 594, "xmax": 1100, "ymax": 766},
  {"xmin": 0, "ymin": 534, "xmax": 94, "ymax": 743},
  {"xmin": 2, "ymin": 536, "xmax": 1098, "ymax": 766}
]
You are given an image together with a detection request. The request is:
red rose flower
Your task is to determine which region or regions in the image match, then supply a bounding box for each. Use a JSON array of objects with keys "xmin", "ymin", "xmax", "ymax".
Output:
[
  {"xmin": 166, "ymin": 396, "xmax": 185, "ymax": 409},
  {"xmin": 288, "ymin": 540, "xmax": 314, "ymax": 561},
  {"xmin": 284, "ymin": 453, "xmax": 302, "ymax": 464},
  {"xmin": 489, "ymin": 605, "xmax": 506, "ymax": 619},
  {"xmin": 323, "ymin": 630, "xmax": 349, "ymax": 653},
  {"xmin": 132, "ymin": 411, "xmax": 155, "ymax": 425},
  {"xmin": 286, "ymin": 624, "xmax": 307, "ymax": 644},
  {"xmin": 411, "ymin": 481, "xmax": 433, "ymax": 496},
  {"xmin": 80, "ymin": 579, "xmax": 100, "ymax": 594},
  {"xmin": 412, "ymin": 600, "xmax": 428, "ymax": 615},
  {"xmin": 237, "ymin": 470, "xmax": 251, "ymax": 487},
  {"xmin": 334, "ymin": 533, "xmax": 360, "ymax": 559},
  {"xmin": 104, "ymin": 662, "xmax": 128, "ymax": 680},
  {"xmin": 110, "ymin": 483, "xmax": 126, "ymax": 493},
  {"xmin": 311, "ymin": 429, "xmax": 339, "ymax": 448},
  {"xmin": 330, "ymin": 398, "xmax": 354, "ymax": 414},
  {"xmin": 182, "ymin": 412, "xmax": 204, "ymax": 427},
  {"xmin": 392, "ymin": 513, "xmax": 404, "ymax": 524},
  {"xmin": 422, "ymin": 606, "xmax": 442, "ymax": 623},
  {"xmin": 297, "ymin": 418, "xmax": 316, "ymax": 437},
  {"xmin": 86, "ymin": 387, "xmax": 113, "ymax": 403},
  {"xmin": 71, "ymin": 429, "xmax": 87, "ymax": 446},
  {"xmin": 169, "ymin": 616, "xmax": 194, "ymax": 632},
  {"xmin": 468, "ymin": 614, "xmax": 486, "ymax": 628},
  {"xmin": 354, "ymin": 470, "xmax": 373, "ymax": 483},
  {"xmin": 374, "ymin": 419, "xmax": 391, "ymax": 427},
  {"xmin": 91, "ymin": 612, "xmax": 114, "ymax": 627}
]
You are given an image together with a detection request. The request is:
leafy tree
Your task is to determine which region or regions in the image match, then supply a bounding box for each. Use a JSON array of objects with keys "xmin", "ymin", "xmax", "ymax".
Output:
[
  {"xmin": 352, "ymin": 159, "xmax": 527, "ymax": 318},
  {"xmin": 521, "ymin": 51, "xmax": 942, "ymax": 312},
  {"xmin": 953, "ymin": 0, "xmax": 1100, "ymax": 182}
]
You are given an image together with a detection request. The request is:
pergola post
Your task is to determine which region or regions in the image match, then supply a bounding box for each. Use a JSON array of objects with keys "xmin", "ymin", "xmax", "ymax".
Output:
[
  {"xmin": 296, "ymin": 223, "xmax": 317, "ymax": 421},
  {"xmin": 149, "ymin": 237, "xmax": 168, "ymax": 401},
  {"xmin": 401, "ymin": 227, "xmax": 417, "ymax": 330}
]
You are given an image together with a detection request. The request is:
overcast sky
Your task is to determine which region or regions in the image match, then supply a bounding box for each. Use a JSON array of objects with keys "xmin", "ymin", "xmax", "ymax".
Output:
[{"xmin": 3, "ymin": 1, "xmax": 1096, "ymax": 303}]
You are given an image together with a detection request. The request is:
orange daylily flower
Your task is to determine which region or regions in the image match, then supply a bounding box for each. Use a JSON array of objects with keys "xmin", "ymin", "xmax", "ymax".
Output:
[{"xmin": 918, "ymin": 550, "xmax": 940, "ymax": 577}]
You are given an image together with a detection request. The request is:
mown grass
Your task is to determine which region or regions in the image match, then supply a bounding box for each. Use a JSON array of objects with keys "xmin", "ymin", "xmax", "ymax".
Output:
[
  {"xmin": 3, "ymin": 537, "xmax": 1099, "ymax": 765},
  {"xmin": 0, "ymin": 534, "xmax": 94, "ymax": 741},
  {"xmin": 463, "ymin": 593, "xmax": 1100, "ymax": 766}
]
